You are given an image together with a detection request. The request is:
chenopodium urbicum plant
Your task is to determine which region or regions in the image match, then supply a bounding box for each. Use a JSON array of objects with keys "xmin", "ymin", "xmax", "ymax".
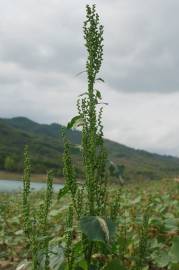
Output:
[
  {"xmin": 21, "ymin": 145, "xmax": 54, "ymax": 270},
  {"xmin": 59, "ymin": 4, "xmax": 121, "ymax": 270}
]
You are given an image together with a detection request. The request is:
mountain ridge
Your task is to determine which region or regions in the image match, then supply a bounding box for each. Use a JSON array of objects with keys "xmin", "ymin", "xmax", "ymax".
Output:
[{"xmin": 1, "ymin": 116, "xmax": 179, "ymax": 181}]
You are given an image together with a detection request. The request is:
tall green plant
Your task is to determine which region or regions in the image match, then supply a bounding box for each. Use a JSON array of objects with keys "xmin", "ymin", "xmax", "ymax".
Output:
[
  {"xmin": 81, "ymin": 4, "xmax": 107, "ymax": 216},
  {"xmin": 22, "ymin": 146, "xmax": 54, "ymax": 270},
  {"xmin": 65, "ymin": 4, "xmax": 107, "ymax": 217},
  {"xmin": 61, "ymin": 4, "xmax": 116, "ymax": 269}
]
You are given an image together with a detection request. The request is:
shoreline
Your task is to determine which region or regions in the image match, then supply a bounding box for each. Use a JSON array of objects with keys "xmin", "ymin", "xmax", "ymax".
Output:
[{"xmin": 0, "ymin": 171, "xmax": 64, "ymax": 184}]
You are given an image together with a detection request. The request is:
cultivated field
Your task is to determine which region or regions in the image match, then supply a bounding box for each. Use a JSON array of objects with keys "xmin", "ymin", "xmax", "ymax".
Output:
[{"xmin": 0, "ymin": 179, "xmax": 178, "ymax": 270}]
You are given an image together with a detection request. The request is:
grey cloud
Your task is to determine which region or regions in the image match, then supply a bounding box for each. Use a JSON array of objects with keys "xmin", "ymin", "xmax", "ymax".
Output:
[
  {"xmin": 101, "ymin": 0, "xmax": 179, "ymax": 92},
  {"xmin": 102, "ymin": 89, "xmax": 179, "ymax": 156},
  {"xmin": 1, "ymin": 0, "xmax": 178, "ymax": 92},
  {"xmin": 0, "ymin": 0, "xmax": 85, "ymax": 74},
  {"xmin": 1, "ymin": 0, "xmax": 179, "ymax": 157},
  {"xmin": 0, "ymin": 30, "xmax": 83, "ymax": 74}
]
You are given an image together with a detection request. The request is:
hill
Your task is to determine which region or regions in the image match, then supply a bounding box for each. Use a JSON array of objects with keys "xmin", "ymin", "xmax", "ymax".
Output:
[{"xmin": 0, "ymin": 116, "xmax": 179, "ymax": 181}]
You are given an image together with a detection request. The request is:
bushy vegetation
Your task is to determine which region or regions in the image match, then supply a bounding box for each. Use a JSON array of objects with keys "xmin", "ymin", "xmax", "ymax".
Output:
[
  {"xmin": 0, "ymin": 180, "xmax": 178, "ymax": 269},
  {"xmin": 0, "ymin": 4, "xmax": 179, "ymax": 270}
]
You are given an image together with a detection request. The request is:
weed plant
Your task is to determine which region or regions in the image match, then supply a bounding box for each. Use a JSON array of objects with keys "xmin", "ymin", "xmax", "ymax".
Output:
[
  {"xmin": 22, "ymin": 146, "xmax": 54, "ymax": 270},
  {"xmin": 2, "ymin": 179, "xmax": 178, "ymax": 270},
  {"xmin": 19, "ymin": 4, "xmax": 179, "ymax": 270}
]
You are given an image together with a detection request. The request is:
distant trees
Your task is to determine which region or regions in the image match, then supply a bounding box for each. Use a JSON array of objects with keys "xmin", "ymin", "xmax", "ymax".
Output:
[{"xmin": 4, "ymin": 156, "xmax": 16, "ymax": 171}]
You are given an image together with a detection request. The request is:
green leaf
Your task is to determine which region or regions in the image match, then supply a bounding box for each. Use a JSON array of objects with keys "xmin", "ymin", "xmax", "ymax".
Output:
[
  {"xmin": 58, "ymin": 185, "xmax": 69, "ymax": 200},
  {"xmin": 170, "ymin": 236, "xmax": 179, "ymax": 262},
  {"xmin": 67, "ymin": 116, "xmax": 83, "ymax": 129},
  {"xmin": 75, "ymin": 259, "xmax": 88, "ymax": 270},
  {"xmin": 75, "ymin": 70, "xmax": 86, "ymax": 77},
  {"xmin": 142, "ymin": 267, "xmax": 149, "ymax": 270},
  {"xmin": 170, "ymin": 263, "xmax": 179, "ymax": 270},
  {"xmin": 164, "ymin": 218, "xmax": 179, "ymax": 231},
  {"xmin": 96, "ymin": 78, "xmax": 105, "ymax": 83},
  {"xmin": 96, "ymin": 90, "xmax": 102, "ymax": 100},
  {"xmin": 58, "ymin": 262, "xmax": 68, "ymax": 270},
  {"xmin": 79, "ymin": 92, "xmax": 88, "ymax": 97},
  {"xmin": 15, "ymin": 229, "xmax": 24, "ymax": 235},
  {"xmin": 132, "ymin": 196, "xmax": 141, "ymax": 205},
  {"xmin": 80, "ymin": 216, "xmax": 116, "ymax": 242},
  {"xmin": 104, "ymin": 259, "xmax": 126, "ymax": 270},
  {"xmin": 155, "ymin": 250, "xmax": 170, "ymax": 267},
  {"xmin": 16, "ymin": 260, "xmax": 32, "ymax": 270},
  {"xmin": 89, "ymin": 266, "xmax": 98, "ymax": 270}
]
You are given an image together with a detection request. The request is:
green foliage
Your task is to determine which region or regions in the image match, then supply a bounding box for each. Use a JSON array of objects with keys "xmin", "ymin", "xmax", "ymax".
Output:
[
  {"xmin": 170, "ymin": 237, "xmax": 179, "ymax": 262},
  {"xmin": 4, "ymin": 156, "xmax": 15, "ymax": 171},
  {"xmin": 75, "ymin": 4, "xmax": 107, "ymax": 218},
  {"xmin": 22, "ymin": 146, "xmax": 31, "ymax": 237},
  {"xmin": 80, "ymin": 216, "xmax": 116, "ymax": 243},
  {"xmin": 135, "ymin": 206, "xmax": 151, "ymax": 270},
  {"xmin": 60, "ymin": 5, "xmax": 110, "ymax": 267},
  {"xmin": 0, "ymin": 180, "xmax": 179, "ymax": 269},
  {"xmin": 22, "ymin": 146, "xmax": 54, "ymax": 270},
  {"xmin": 103, "ymin": 259, "xmax": 126, "ymax": 270},
  {"xmin": 64, "ymin": 205, "xmax": 75, "ymax": 269},
  {"xmin": 67, "ymin": 116, "xmax": 83, "ymax": 129},
  {"xmin": 62, "ymin": 129, "xmax": 77, "ymax": 203}
]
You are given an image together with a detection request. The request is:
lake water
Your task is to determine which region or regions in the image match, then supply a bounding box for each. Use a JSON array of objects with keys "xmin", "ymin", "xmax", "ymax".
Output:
[{"xmin": 0, "ymin": 179, "xmax": 64, "ymax": 193}]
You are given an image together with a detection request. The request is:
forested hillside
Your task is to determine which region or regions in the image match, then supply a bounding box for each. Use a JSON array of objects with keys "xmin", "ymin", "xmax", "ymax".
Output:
[{"xmin": 1, "ymin": 117, "xmax": 179, "ymax": 181}]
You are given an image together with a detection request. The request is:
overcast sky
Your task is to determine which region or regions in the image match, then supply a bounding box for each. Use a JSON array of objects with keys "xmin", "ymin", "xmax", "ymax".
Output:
[{"xmin": 1, "ymin": 0, "xmax": 179, "ymax": 156}]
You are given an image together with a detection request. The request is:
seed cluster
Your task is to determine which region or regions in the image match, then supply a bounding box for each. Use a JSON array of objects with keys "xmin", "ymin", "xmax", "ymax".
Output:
[{"xmin": 22, "ymin": 146, "xmax": 54, "ymax": 269}]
